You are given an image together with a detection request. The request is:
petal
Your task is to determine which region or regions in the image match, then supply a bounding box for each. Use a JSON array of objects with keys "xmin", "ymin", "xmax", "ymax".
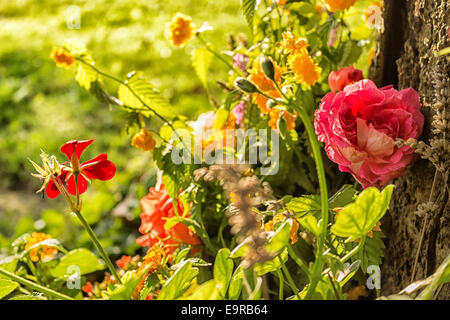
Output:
[
  {"xmin": 82, "ymin": 154, "xmax": 116, "ymax": 181},
  {"xmin": 66, "ymin": 173, "xmax": 89, "ymax": 196},
  {"xmin": 45, "ymin": 179, "xmax": 61, "ymax": 199},
  {"xmin": 61, "ymin": 139, "xmax": 94, "ymax": 161}
]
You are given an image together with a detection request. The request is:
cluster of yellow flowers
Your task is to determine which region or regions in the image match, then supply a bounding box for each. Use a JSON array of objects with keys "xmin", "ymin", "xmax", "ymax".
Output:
[
  {"xmin": 131, "ymin": 128, "xmax": 156, "ymax": 151},
  {"xmin": 168, "ymin": 13, "xmax": 194, "ymax": 47},
  {"xmin": 278, "ymin": 32, "xmax": 321, "ymax": 86},
  {"xmin": 25, "ymin": 232, "xmax": 58, "ymax": 262},
  {"xmin": 268, "ymin": 109, "xmax": 298, "ymax": 132}
]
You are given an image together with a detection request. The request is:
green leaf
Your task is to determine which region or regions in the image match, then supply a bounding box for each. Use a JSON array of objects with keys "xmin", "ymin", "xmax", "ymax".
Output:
[
  {"xmin": 213, "ymin": 248, "xmax": 233, "ymax": 298},
  {"xmin": 298, "ymin": 214, "xmax": 320, "ymax": 236},
  {"xmin": 331, "ymin": 185, "xmax": 394, "ymax": 238},
  {"xmin": 118, "ymin": 71, "xmax": 174, "ymax": 119},
  {"xmin": 266, "ymin": 219, "xmax": 292, "ymax": 254},
  {"xmin": 230, "ymin": 239, "xmax": 251, "ymax": 258},
  {"xmin": 158, "ymin": 261, "xmax": 199, "ymax": 300},
  {"xmin": 285, "ymin": 195, "xmax": 321, "ymax": 218},
  {"xmin": 180, "ymin": 279, "xmax": 220, "ymax": 300},
  {"xmin": 338, "ymin": 41, "xmax": 362, "ymax": 67},
  {"xmin": 50, "ymin": 249, "xmax": 105, "ymax": 278},
  {"xmin": 0, "ymin": 256, "xmax": 18, "ymax": 279},
  {"xmin": 254, "ymin": 248, "xmax": 288, "ymax": 276},
  {"xmin": 192, "ymin": 47, "xmax": 213, "ymax": 89},
  {"xmin": 241, "ymin": 0, "xmax": 257, "ymax": 30},
  {"xmin": 0, "ymin": 279, "xmax": 19, "ymax": 299},
  {"xmin": 228, "ymin": 268, "xmax": 243, "ymax": 299},
  {"xmin": 328, "ymin": 185, "xmax": 359, "ymax": 209},
  {"xmin": 75, "ymin": 57, "xmax": 98, "ymax": 90},
  {"xmin": 358, "ymin": 230, "xmax": 386, "ymax": 271},
  {"xmin": 108, "ymin": 269, "xmax": 148, "ymax": 300},
  {"xmin": 417, "ymin": 254, "xmax": 450, "ymax": 300}
]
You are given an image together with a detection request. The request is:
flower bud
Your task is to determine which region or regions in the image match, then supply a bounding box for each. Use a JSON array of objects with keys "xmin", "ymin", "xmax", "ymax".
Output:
[
  {"xmin": 235, "ymin": 77, "xmax": 258, "ymax": 93},
  {"xmin": 261, "ymin": 57, "xmax": 276, "ymax": 81}
]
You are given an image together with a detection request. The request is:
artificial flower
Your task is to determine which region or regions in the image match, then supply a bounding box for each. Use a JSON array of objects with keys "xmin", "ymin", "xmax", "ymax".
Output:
[
  {"xmin": 328, "ymin": 66, "xmax": 364, "ymax": 92},
  {"xmin": 314, "ymin": 80, "xmax": 424, "ymax": 188},
  {"xmin": 45, "ymin": 140, "xmax": 116, "ymax": 198}
]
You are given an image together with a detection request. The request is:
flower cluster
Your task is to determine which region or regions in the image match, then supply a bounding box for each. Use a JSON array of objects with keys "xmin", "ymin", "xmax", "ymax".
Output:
[{"xmin": 25, "ymin": 232, "xmax": 58, "ymax": 262}]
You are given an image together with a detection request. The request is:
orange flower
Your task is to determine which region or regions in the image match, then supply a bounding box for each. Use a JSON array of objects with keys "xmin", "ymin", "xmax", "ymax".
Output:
[
  {"xmin": 278, "ymin": 32, "xmax": 309, "ymax": 55},
  {"xmin": 168, "ymin": 13, "xmax": 194, "ymax": 47},
  {"xmin": 314, "ymin": 3, "xmax": 325, "ymax": 19},
  {"xmin": 248, "ymin": 57, "xmax": 283, "ymax": 114},
  {"xmin": 25, "ymin": 232, "xmax": 58, "ymax": 262},
  {"xmin": 131, "ymin": 128, "xmax": 156, "ymax": 151},
  {"xmin": 50, "ymin": 47, "xmax": 75, "ymax": 68},
  {"xmin": 269, "ymin": 109, "xmax": 298, "ymax": 131},
  {"xmin": 324, "ymin": 0, "xmax": 358, "ymax": 12},
  {"xmin": 288, "ymin": 51, "xmax": 321, "ymax": 85},
  {"xmin": 273, "ymin": 0, "xmax": 288, "ymax": 6}
]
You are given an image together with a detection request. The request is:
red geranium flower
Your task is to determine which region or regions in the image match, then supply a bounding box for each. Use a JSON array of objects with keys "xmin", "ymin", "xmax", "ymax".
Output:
[
  {"xmin": 45, "ymin": 139, "xmax": 116, "ymax": 198},
  {"xmin": 136, "ymin": 184, "xmax": 202, "ymax": 253}
]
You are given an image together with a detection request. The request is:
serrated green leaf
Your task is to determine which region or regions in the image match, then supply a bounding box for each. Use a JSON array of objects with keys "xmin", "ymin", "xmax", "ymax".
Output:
[
  {"xmin": 241, "ymin": 0, "xmax": 257, "ymax": 30},
  {"xmin": 331, "ymin": 185, "xmax": 394, "ymax": 238},
  {"xmin": 192, "ymin": 47, "xmax": 213, "ymax": 89},
  {"xmin": 118, "ymin": 71, "xmax": 174, "ymax": 119},
  {"xmin": 329, "ymin": 185, "xmax": 359, "ymax": 209},
  {"xmin": 285, "ymin": 195, "xmax": 321, "ymax": 218},
  {"xmin": 75, "ymin": 57, "xmax": 98, "ymax": 90},
  {"xmin": 213, "ymin": 248, "xmax": 233, "ymax": 298},
  {"xmin": 50, "ymin": 249, "xmax": 105, "ymax": 278}
]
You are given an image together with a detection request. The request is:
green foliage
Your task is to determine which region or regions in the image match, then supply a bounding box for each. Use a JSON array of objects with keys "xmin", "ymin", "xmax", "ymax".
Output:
[
  {"xmin": 213, "ymin": 248, "xmax": 233, "ymax": 297},
  {"xmin": 0, "ymin": 279, "xmax": 19, "ymax": 299},
  {"xmin": 241, "ymin": 0, "xmax": 257, "ymax": 30},
  {"xmin": 50, "ymin": 249, "xmax": 105, "ymax": 278},
  {"xmin": 331, "ymin": 185, "xmax": 394, "ymax": 239},
  {"xmin": 192, "ymin": 47, "xmax": 213, "ymax": 89},
  {"xmin": 158, "ymin": 260, "xmax": 199, "ymax": 300}
]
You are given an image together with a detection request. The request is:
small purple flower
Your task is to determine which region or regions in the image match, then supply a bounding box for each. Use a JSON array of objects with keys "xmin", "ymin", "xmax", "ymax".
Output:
[
  {"xmin": 233, "ymin": 101, "xmax": 247, "ymax": 125},
  {"xmin": 233, "ymin": 53, "xmax": 249, "ymax": 73}
]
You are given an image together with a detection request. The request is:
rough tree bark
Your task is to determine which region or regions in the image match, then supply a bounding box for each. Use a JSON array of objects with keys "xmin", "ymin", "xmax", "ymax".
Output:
[{"xmin": 370, "ymin": 0, "xmax": 449, "ymax": 298}]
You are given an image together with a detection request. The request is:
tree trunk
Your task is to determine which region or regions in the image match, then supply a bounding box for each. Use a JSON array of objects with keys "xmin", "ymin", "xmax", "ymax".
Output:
[{"xmin": 370, "ymin": 0, "xmax": 449, "ymax": 298}]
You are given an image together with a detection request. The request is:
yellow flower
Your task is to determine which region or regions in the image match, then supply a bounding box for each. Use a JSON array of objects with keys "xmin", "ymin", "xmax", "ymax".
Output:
[
  {"xmin": 25, "ymin": 232, "xmax": 58, "ymax": 262},
  {"xmin": 278, "ymin": 32, "xmax": 309, "ymax": 55},
  {"xmin": 314, "ymin": 3, "xmax": 325, "ymax": 19},
  {"xmin": 288, "ymin": 51, "xmax": 321, "ymax": 86},
  {"xmin": 50, "ymin": 47, "xmax": 75, "ymax": 68},
  {"xmin": 131, "ymin": 128, "xmax": 156, "ymax": 151},
  {"xmin": 168, "ymin": 13, "xmax": 194, "ymax": 47},
  {"xmin": 248, "ymin": 57, "xmax": 283, "ymax": 114},
  {"xmin": 324, "ymin": 0, "xmax": 358, "ymax": 12},
  {"xmin": 269, "ymin": 109, "xmax": 298, "ymax": 132}
]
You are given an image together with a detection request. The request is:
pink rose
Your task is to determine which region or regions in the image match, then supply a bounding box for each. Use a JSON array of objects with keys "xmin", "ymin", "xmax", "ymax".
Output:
[
  {"xmin": 314, "ymin": 80, "xmax": 424, "ymax": 188},
  {"xmin": 328, "ymin": 66, "xmax": 364, "ymax": 92}
]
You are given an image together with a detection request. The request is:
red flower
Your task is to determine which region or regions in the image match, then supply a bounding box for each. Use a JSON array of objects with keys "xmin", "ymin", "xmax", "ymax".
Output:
[
  {"xmin": 328, "ymin": 66, "xmax": 364, "ymax": 92},
  {"xmin": 45, "ymin": 140, "xmax": 116, "ymax": 198},
  {"xmin": 82, "ymin": 281, "xmax": 93, "ymax": 294},
  {"xmin": 136, "ymin": 184, "xmax": 202, "ymax": 253},
  {"xmin": 116, "ymin": 255, "xmax": 133, "ymax": 269}
]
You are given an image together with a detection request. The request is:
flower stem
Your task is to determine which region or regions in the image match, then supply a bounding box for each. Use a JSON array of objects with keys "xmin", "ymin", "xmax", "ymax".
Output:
[
  {"xmin": 0, "ymin": 267, "xmax": 76, "ymax": 300},
  {"xmin": 275, "ymin": 269, "xmax": 284, "ymax": 300},
  {"xmin": 291, "ymin": 103, "xmax": 329, "ymax": 300},
  {"xmin": 73, "ymin": 208, "xmax": 122, "ymax": 284}
]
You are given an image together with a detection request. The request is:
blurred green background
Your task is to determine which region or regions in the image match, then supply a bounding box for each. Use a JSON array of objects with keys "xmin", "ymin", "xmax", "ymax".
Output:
[{"xmin": 0, "ymin": 0, "xmax": 247, "ymax": 257}]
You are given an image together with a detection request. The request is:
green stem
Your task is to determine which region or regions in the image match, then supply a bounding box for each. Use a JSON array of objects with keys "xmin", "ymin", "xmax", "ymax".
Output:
[
  {"xmin": 73, "ymin": 209, "xmax": 122, "ymax": 284},
  {"xmin": 0, "ymin": 267, "xmax": 76, "ymax": 300},
  {"xmin": 287, "ymin": 243, "xmax": 310, "ymax": 276},
  {"xmin": 196, "ymin": 35, "xmax": 243, "ymax": 76},
  {"xmin": 291, "ymin": 104, "xmax": 329, "ymax": 300},
  {"xmin": 275, "ymin": 269, "xmax": 284, "ymax": 300},
  {"xmin": 279, "ymin": 256, "xmax": 298, "ymax": 294}
]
